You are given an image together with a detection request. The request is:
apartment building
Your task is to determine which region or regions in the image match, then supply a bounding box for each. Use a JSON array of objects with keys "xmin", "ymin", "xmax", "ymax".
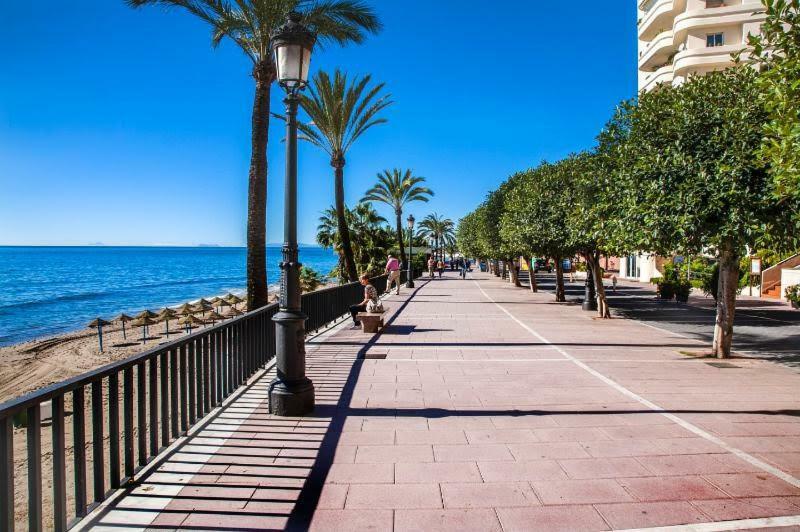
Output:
[{"xmin": 620, "ymin": 0, "xmax": 766, "ymax": 281}]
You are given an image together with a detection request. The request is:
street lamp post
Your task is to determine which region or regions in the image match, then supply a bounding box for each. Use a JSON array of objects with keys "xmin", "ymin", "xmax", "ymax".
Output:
[
  {"xmin": 268, "ymin": 12, "xmax": 316, "ymax": 417},
  {"xmin": 406, "ymin": 214, "xmax": 415, "ymax": 288}
]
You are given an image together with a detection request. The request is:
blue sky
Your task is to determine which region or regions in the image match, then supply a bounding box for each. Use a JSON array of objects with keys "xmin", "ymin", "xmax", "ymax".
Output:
[{"xmin": 0, "ymin": 2, "xmax": 636, "ymax": 246}]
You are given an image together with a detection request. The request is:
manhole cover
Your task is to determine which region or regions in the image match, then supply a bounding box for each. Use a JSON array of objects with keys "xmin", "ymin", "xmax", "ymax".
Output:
[{"xmin": 706, "ymin": 362, "xmax": 740, "ymax": 369}]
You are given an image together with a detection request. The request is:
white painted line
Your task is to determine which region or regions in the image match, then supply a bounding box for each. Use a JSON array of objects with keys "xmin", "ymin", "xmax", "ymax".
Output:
[
  {"xmin": 386, "ymin": 358, "xmax": 713, "ymax": 363},
  {"xmin": 618, "ymin": 514, "xmax": 800, "ymax": 531},
  {"xmin": 473, "ymin": 279, "xmax": 800, "ymax": 490}
]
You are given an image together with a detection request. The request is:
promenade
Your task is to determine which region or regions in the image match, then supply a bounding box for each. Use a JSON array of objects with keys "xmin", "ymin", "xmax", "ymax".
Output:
[{"xmin": 82, "ymin": 271, "xmax": 800, "ymax": 531}]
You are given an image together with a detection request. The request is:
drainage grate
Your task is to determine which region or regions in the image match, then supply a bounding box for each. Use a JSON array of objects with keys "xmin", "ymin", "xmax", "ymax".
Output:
[{"xmin": 706, "ymin": 362, "xmax": 740, "ymax": 369}]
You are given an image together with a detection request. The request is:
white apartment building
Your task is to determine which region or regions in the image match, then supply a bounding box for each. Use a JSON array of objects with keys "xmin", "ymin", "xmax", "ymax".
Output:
[{"xmin": 620, "ymin": 0, "xmax": 766, "ymax": 281}]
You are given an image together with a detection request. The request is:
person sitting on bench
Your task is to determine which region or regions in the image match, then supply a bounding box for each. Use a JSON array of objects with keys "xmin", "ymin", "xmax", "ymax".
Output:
[{"xmin": 350, "ymin": 273, "xmax": 380, "ymax": 326}]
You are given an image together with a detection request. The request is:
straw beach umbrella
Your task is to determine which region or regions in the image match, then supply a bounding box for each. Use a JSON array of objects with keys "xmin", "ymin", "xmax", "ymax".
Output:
[
  {"xmin": 115, "ymin": 313, "xmax": 133, "ymax": 340},
  {"xmin": 214, "ymin": 298, "xmax": 231, "ymax": 313},
  {"xmin": 131, "ymin": 316, "xmax": 157, "ymax": 343},
  {"xmin": 224, "ymin": 293, "xmax": 243, "ymax": 305},
  {"xmin": 158, "ymin": 308, "xmax": 177, "ymax": 336},
  {"xmin": 224, "ymin": 306, "xmax": 243, "ymax": 318},
  {"xmin": 176, "ymin": 303, "xmax": 194, "ymax": 316},
  {"xmin": 179, "ymin": 314, "xmax": 204, "ymax": 334},
  {"xmin": 206, "ymin": 310, "xmax": 224, "ymax": 325},
  {"xmin": 136, "ymin": 309, "xmax": 158, "ymax": 320},
  {"xmin": 88, "ymin": 318, "xmax": 112, "ymax": 352},
  {"xmin": 192, "ymin": 301, "xmax": 212, "ymax": 316}
]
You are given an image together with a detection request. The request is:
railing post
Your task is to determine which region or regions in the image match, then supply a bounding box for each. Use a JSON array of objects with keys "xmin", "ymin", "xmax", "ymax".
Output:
[
  {"xmin": 52, "ymin": 395, "xmax": 67, "ymax": 532},
  {"xmin": 0, "ymin": 416, "xmax": 13, "ymax": 532},
  {"xmin": 27, "ymin": 405, "xmax": 42, "ymax": 532},
  {"xmin": 91, "ymin": 381, "xmax": 104, "ymax": 503},
  {"xmin": 108, "ymin": 373, "xmax": 120, "ymax": 489},
  {"xmin": 72, "ymin": 387, "xmax": 87, "ymax": 518}
]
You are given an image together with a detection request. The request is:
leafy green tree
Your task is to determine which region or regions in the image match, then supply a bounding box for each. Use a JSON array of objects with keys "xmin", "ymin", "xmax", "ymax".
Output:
[
  {"xmin": 501, "ymin": 164, "xmax": 577, "ymax": 301},
  {"xmin": 618, "ymin": 67, "xmax": 793, "ymax": 357},
  {"xmin": 316, "ymin": 202, "xmax": 393, "ymax": 281},
  {"xmin": 362, "ymin": 169, "xmax": 433, "ymax": 267},
  {"xmin": 127, "ymin": 0, "xmax": 381, "ymax": 310},
  {"xmin": 456, "ymin": 211, "xmax": 488, "ymax": 263},
  {"xmin": 299, "ymin": 266, "xmax": 324, "ymax": 293},
  {"xmin": 747, "ymin": 0, "xmax": 800, "ymax": 212},
  {"xmin": 291, "ymin": 69, "xmax": 392, "ymax": 282}
]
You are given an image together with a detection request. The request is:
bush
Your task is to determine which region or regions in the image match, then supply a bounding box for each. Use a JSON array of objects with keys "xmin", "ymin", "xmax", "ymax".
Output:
[
  {"xmin": 701, "ymin": 262, "xmax": 720, "ymax": 301},
  {"xmin": 300, "ymin": 266, "xmax": 325, "ymax": 293},
  {"xmin": 786, "ymin": 284, "xmax": 800, "ymax": 307}
]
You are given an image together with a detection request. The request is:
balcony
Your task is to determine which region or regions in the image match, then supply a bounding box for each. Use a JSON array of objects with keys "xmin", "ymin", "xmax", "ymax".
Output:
[
  {"xmin": 640, "ymin": 62, "xmax": 675, "ymax": 92},
  {"xmin": 673, "ymin": 43, "xmax": 744, "ymax": 76},
  {"xmin": 639, "ymin": 0, "xmax": 676, "ymax": 41},
  {"xmin": 674, "ymin": 2, "xmax": 767, "ymax": 44},
  {"xmin": 639, "ymin": 30, "xmax": 676, "ymax": 71}
]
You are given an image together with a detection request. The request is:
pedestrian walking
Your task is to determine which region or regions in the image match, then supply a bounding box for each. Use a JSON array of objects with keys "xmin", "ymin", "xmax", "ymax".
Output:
[
  {"xmin": 461, "ymin": 258, "xmax": 469, "ymax": 279},
  {"xmin": 384, "ymin": 254, "xmax": 401, "ymax": 295},
  {"xmin": 437, "ymin": 259, "xmax": 444, "ymax": 278},
  {"xmin": 428, "ymin": 256, "xmax": 436, "ymax": 278},
  {"xmin": 611, "ymin": 274, "xmax": 618, "ymax": 293}
]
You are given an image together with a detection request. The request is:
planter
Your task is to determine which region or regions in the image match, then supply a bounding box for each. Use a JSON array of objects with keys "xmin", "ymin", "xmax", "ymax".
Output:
[{"xmin": 791, "ymin": 300, "xmax": 800, "ymax": 309}]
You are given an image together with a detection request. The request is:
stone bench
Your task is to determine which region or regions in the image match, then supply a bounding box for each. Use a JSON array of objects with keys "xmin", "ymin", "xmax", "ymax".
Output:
[{"xmin": 356, "ymin": 308, "xmax": 389, "ymax": 333}]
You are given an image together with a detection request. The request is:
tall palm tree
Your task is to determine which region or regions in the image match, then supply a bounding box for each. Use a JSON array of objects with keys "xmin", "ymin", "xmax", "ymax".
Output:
[
  {"xmin": 291, "ymin": 69, "xmax": 392, "ymax": 282},
  {"xmin": 418, "ymin": 213, "xmax": 454, "ymax": 262},
  {"xmin": 127, "ymin": 0, "xmax": 381, "ymax": 310},
  {"xmin": 362, "ymin": 169, "xmax": 433, "ymax": 267}
]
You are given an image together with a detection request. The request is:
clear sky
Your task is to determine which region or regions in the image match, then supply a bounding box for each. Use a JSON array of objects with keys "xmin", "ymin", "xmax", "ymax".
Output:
[{"xmin": 0, "ymin": 2, "xmax": 637, "ymax": 247}]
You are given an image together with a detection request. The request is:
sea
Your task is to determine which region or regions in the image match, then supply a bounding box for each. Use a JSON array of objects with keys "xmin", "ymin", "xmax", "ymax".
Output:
[{"xmin": 0, "ymin": 246, "xmax": 339, "ymax": 346}]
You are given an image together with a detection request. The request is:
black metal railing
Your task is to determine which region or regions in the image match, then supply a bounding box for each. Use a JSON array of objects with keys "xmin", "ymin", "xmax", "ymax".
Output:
[{"xmin": 0, "ymin": 272, "xmax": 411, "ymax": 531}]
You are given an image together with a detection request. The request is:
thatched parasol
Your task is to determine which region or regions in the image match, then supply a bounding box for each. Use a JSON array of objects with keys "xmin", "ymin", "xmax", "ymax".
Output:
[
  {"xmin": 88, "ymin": 318, "xmax": 112, "ymax": 352},
  {"xmin": 192, "ymin": 301, "xmax": 212, "ymax": 316},
  {"xmin": 224, "ymin": 306, "xmax": 243, "ymax": 318},
  {"xmin": 179, "ymin": 314, "xmax": 204, "ymax": 333},
  {"xmin": 136, "ymin": 309, "xmax": 158, "ymax": 320},
  {"xmin": 176, "ymin": 303, "xmax": 194, "ymax": 316},
  {"xmin": 224, "ymin": 293, "xmax": 244, "ymax": 305},
  {"xmin": 131, "ymin": 316, "xmax": 157, "ymax": 343},
  {"xmin": 158, "ymin": 308, "xmax": 177, "ymax": 336},
  {"xmin": 214, "ymin": 298, "xmax": 231, "ymax": 312},
  {"xmin": 115, "ymin": 313, "xmax": 133, "ymax": 340},
  {"xmin": 206, "ymin": 310, "xmax": 224, "ymax": 324},
  {"xmin": 209, "ymin": 296, "xmax": 222, "ymax": 304}
]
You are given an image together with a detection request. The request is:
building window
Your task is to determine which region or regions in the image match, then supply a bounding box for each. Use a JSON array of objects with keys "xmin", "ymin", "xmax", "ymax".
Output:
[{"xmin": 706, "ymin": 33, "xmax": 725, "ymax": 47}]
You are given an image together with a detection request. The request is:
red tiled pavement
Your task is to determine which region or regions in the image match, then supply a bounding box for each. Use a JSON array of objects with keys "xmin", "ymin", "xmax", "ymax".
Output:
[{"xmin": 83, "ymin": 271, "xmax": 800, "ymax": 530}]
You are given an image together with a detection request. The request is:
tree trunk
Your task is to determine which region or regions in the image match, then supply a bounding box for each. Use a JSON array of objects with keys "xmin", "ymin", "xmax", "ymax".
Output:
[
  {"xmin": 246, "ymin": 62, "xmax": 273, "ymax": 311},
  {"xmin": 527, "ymin": 256, "xmax": 538, "ymax": 292},
  {"xmin": 494, "ymin": 259, "xmax": 501, "ymax": 277},
  {"xmin": 333, "ymin": 156, "xmax": 358, "ymax": 282},
  {"xmin": 587, "ymin": 251, "xmax": 611, "ymax": 318},
  {"xmin": 555, "ymin": 256, "xmax": 566, "ymax": 302},
  {"xmin": 395, "ymin": 210, "xmax": 406, "ymax": 267},
  {"xmin": 712, "ymin": 242, "xmax": 739, "ymax": 358},
  {"xmin": 509, "ymin": 257, "xmax": 521, "ymax": 287}
]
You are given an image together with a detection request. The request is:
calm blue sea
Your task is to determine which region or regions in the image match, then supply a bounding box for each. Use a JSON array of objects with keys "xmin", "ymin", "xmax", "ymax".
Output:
[{"xmin": 0, "ymin": 246, "xmax": 338, "ymax": 346}]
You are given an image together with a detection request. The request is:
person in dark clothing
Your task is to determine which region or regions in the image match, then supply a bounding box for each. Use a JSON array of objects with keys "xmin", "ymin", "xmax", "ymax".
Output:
[{"xmin": 349, "ymin": 273, "xmax": 379, "ymax": 326}]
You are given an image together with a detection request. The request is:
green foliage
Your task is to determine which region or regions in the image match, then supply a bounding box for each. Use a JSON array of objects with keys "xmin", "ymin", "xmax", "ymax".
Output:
[
  {"xmin": 747, "ymin": 0, "xmax": 800, "ymax": 212},
  {"xmin": 785, "ymin": 284, "xmax": 800, "ymax": 303},
  {"xmin": 456, "ymin": 210, "xmax": 486, "ymax": 259},
  {"xmin": 500, "ymin": 163, "xmax": 577, "ymax": 261},
  {"xmin": 299, "ymin": 266, "xmax": 324, "ymax": 293},
  {"xmin": 316, "ymin": 202, "xmax": 394, "ymax": 281},
  {"xmin": 417, "ymin": 213, "xmax": 455, "ymax": 259}
]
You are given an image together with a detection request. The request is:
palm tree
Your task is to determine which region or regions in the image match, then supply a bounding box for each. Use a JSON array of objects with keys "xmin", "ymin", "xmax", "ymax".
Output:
[
  {"xmin": 418, "ymin": 213, "xmax": 454, "ymax": 262},
  {"xmin": 290, "ymin": 69, "xmax": 392, "ymax": 282},
  {"xmin": 316, "ymin": 202, "xmax": 390, "ymax": 280},
  {"xmin": 362, "ymin": 169, "xmax": 433, "ymax": 267},
  {"xmin": 127, "ymin": 1, "xmax": 381, "ymax": 310}
]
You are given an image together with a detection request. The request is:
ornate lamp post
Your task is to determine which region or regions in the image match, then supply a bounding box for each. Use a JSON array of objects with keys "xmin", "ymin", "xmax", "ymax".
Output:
[
  {"xmin": 582, "ymin": 259, "xmax": 598, "ymax": 312},
  {"xmin": 406, "ymin": 214, "xmax": 415, "ymax": 288},
  {"xmin": 269, "ymin": 12, "xmax": 316, "ymax": 416}
]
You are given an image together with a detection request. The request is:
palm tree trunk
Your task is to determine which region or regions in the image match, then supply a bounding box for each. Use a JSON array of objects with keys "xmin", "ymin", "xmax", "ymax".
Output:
[
  {"xmin": 246, "ymin": 62, "xmax": 273, "ymax": 310},
  {"xmin": 333, "ymin": 158, "xmax": 358, "ymax": 282},
  {"xmin": 395, "ymin": 211, "xmax": 406, "ymax": 266}
]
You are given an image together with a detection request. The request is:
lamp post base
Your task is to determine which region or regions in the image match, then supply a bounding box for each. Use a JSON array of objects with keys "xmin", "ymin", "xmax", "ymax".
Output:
[
  {"xmin": 268, "ymin": 377, "xmax": 315, "ymax": 416},
  {"xmin": 406, "ymin": 279, "xmax": 415, "ymax": 288},
  {"xmin": 582, "ymin": 300, "xmax": 597, "ymax": 311}
]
